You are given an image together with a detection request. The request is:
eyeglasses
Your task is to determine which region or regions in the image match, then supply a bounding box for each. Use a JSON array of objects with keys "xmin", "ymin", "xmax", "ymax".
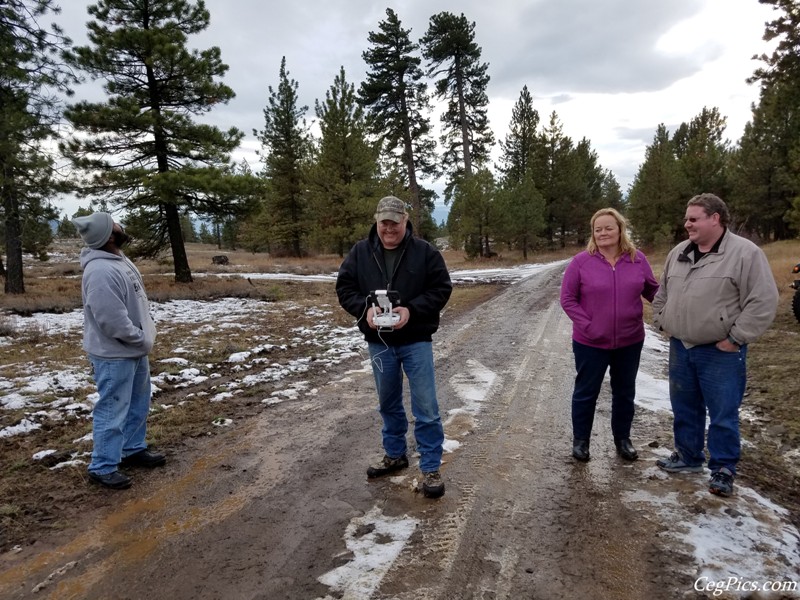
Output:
[{"xmin": 685, "ymin": 212, "xmax": 716, "ymax": 223}]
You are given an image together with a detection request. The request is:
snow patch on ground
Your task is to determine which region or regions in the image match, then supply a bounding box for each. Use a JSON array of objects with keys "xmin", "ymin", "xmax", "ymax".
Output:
[{"xmin": 316, "ymin": 506, "xmax": 419, "ymax": 600}]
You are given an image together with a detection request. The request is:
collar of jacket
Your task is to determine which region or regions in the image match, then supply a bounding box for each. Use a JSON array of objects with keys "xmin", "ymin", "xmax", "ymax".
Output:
[{"xmin": 677, "ymin": 227, "xmax": 727, "ymax": 262}]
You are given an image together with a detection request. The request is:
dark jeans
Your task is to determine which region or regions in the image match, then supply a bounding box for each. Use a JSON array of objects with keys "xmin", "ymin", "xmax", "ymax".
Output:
[
  {"xmin": 668, "ymin": 338, "xmax": 747, "ymax": 474},
  {"xmin": 571, "ymin": 340, "xmax": 644, "ymax": 441}
]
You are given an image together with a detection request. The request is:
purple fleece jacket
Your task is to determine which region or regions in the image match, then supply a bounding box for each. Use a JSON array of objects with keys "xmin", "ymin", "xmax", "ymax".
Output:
[{"xmin": 560, "ymin": 250, "xmax": 659, "ymax": 349}]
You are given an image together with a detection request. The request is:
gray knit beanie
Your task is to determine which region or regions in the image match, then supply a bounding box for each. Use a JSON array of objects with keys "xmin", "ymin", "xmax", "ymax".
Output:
[{"xmin": 72, "ymin": 213, "xmax": 114, "ymax": 249}]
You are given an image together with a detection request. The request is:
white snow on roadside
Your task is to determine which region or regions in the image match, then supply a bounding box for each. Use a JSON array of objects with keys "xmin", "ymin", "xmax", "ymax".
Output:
[
  {"xmin": 634, "ymin": 328, "xmax": 671, "ymax": 414},
  {"xmin": 629, "ymin": 330, "xmax": 800, "ymax": 596},
  {"xmin": 447, "ymin": 358, "xmax": 498, "ymax": 417},
  {"xmin": 315, "ymin": 506, "xmax": 418, "ymax": 600}
]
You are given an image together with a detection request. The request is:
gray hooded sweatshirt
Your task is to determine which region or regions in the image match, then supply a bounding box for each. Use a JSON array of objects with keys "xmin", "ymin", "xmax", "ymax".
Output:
[{"xmin": 79, "ymin": 247, "xmax": 156, "ymax": 358}]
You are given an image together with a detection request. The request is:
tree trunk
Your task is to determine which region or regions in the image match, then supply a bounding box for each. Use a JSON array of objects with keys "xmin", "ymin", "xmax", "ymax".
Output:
[
  {"xmin": 401, "ymin": 109, "xmax": 422, "ymax": 235},
  {"xmin": 164, "ymin": 203, "xmax": 192, "ymax": 283},
  {"xmin": 2, "ymin": 171, "xmax": 25, "ymax": 294},
  {"xmin": 455, "ymin": 62, "xmax": 472, "ymax": 178}
]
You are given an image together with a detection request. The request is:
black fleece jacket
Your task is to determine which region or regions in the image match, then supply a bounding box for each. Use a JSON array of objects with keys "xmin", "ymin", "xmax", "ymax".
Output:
[{"xmin": 336, "ymin": 222, "xmax": 452, "ymax": 345}]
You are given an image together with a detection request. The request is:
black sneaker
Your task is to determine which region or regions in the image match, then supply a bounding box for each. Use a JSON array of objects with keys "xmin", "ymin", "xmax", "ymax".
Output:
[
  {"xmin": 709, "ymin": 467, "xmax": 734, "ymax": 497},
  {"xmin": 366, "ymin": 454, "xmax": 409, "ymax": 478},
  {"xmin": 89, "ymin": 470, "xmax": 132, "ymax": 490},
  {"xmin": 120, "ymin": 448, "xmax": 166, "ymax": 468},
  {"xmin": 422, "ymin": 471, "xmax": 445, "ymax": 498},
  {"xmin": 656, "ymin": 451, "xmax": 704, "ymax": 473}
]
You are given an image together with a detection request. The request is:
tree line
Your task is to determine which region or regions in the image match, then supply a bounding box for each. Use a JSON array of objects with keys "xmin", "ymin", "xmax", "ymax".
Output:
[{"xmin": 2, "ymin": 0, "xmax": 799, "ymax": 293}]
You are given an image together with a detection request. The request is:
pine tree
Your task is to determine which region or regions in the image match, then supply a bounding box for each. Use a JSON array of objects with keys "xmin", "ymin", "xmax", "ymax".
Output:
[
  {"xmin": 56, "ymin": 214, "xmax": 77, "ymax": 238},
  {"xmin": 62, "ymin": 0, "xmax": 255, "ymax": 282},
  {"xmin": 309, "ymin": 66, "xmax": 380, "ymax": 256},
  {"xmin": 359, "ymin": 8, "xmax": 437, "ymax": 233},
  {"xmin": 627, "ymin": 125, "xmax": 688, "ymax": 245},
  {"xmin": 1, "ymin": 0, "xmax": 75, "ymax": 293},
  {"xmin": 421, "ymin": 12, "xmax": 494, "ymax": 188},
  {"xmin": 566, "ymin": 138, "xmax": 607, "ymax": 246},
  {"xmin": 495, "ymin": 86, "xmax": 545, "ymax": 258},
  {"xmin": 734, "ymin": 0, "xmax": 800, "ymax": 240},
  {"xmin": 538, "ymin": 112, "xmax": 575, "ymax": 247},
  {"xmin": 729, "ymin": 83, "xmax": 798, "ymax": 239},
  {"xmin": 254, "ymin": 57, "xmax": 311, "ymax": 257},
  {"xmin": 672, "ymin": 107, "xmax": 730, "ymax": 197},
  {"xmin": 447, "ymin": 168, "xmax": 496, "ymax": 258}
]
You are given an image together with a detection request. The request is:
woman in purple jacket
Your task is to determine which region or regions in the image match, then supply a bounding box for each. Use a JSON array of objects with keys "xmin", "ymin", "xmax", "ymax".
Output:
[{"xmin": 560, "ymin": 208, "xmax": 659, "ymax": 462}]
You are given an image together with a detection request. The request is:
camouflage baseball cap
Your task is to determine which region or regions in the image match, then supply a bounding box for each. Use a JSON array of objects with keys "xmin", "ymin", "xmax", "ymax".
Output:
[{"xmin": 375, "ymin": 196, "xmax": 407, "ymax": 223}]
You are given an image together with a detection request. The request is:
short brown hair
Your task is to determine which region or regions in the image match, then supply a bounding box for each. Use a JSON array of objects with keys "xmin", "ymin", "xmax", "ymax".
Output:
[{"xmin": 687, "ymin": 193, "xmax": 730, "ymax": 226}]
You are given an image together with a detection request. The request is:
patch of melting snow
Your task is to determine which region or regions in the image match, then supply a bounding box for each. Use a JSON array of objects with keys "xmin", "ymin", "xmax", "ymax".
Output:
[
  {"xmin": 316, "ymin": 506, "xmax": 419, "ymax": 600},
  {"xmin": 623, "ymin": 480, "xmax": 800, "ymax": 592},
  {"xmin": 447, "ymin": 358, "xmax": 498, "ymax": 417}
]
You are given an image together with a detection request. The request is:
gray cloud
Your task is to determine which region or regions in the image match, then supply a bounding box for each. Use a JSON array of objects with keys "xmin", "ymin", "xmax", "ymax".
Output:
[
  {"xmin": 50, "ymin": 0, "xmax": 758, "ymax": 204},
  {"xmin": 57, "ymin": 1, "xmax": 717, "ymax": 132},
  {"xmin": 483, "ymin": 0, "xmax": 718, "ymax": 97}
]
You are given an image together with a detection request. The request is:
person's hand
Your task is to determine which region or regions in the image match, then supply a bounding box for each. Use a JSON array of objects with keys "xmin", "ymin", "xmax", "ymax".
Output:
[
  {"xmin": 367, "ymin": 306, "xmax": 380, "ymax": 329},
  {"xmin": 392, "ymin": 306, "xmax": 410, "ymax": 329},
  {"xmin": 367, "ymin": 306, "xmax": 410, "ymax": 330},
  {"xmin": 716, "ymin": 338, "xmax": 740, "ymax": 353}
]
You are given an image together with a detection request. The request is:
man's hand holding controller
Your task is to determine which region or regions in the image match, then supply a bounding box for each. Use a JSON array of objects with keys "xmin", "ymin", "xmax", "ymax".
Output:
[{"xmin": 368, "ymin": 290, "xmax": 408, "ymax": 330}]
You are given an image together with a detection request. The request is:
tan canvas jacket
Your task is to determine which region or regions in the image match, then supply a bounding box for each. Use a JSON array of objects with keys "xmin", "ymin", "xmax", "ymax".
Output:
[{"xmin": 652, "ymin": 230, "xmax": 778, "ymax": 347}]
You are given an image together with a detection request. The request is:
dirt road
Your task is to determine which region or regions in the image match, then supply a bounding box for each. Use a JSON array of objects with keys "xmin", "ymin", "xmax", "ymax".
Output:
[{"xmin": 0, "ymin": 263, "xmax": 795, "ymax": 599}]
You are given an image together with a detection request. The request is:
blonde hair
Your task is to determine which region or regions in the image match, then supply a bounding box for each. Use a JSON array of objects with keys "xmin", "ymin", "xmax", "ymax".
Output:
[{"xmin": 586, "ymin": 208, "xmax": 637, "ymax": 260}]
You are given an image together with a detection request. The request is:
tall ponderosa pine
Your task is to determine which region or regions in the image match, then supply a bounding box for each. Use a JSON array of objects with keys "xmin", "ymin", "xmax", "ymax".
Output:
[
  {"xmin": 63, "ymin": 0, "xmax": 252, "ymax": 282},
  {"xmin": 253, "ymin": 57, "xmax": 311, "ymax": 257},
  {"xmin": 309, "ymin": 66, "xmax": 379, "ymax": 256},
  {"xmin": 495, "ymin": 86, "xmax": 545, "ymax": 258},
  {"xmin": 359, "ymin": 8, "xmax": 436, "ymax": 235},
  {"xmin": 1, "ymin": 0, "xmax": 74, "ymax": 293},
  {"xmin": 421, "ymin": 11, "xmax": 494, "ymax": 187}
]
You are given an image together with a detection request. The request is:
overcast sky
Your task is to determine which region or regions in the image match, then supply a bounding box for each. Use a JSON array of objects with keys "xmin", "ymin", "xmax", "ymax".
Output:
[{"xmin": 53, "ymin": 0, "xmax": 777, "ymax": 219}]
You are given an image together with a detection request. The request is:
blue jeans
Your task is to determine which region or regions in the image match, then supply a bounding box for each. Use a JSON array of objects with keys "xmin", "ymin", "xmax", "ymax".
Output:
[
  {"xmin": 571, "ymin": 340, "xmax": 644, "ymax": 441},
  {"xmin": 668, "ymin": 338, "xmax": 747, "ymax": 474},
  {"xmin": 367, "ymin": 341, "xmax": 444, "ymax": 473},
  {"xmin": 88, "ymin": 355, "xmax": 152, "ymax": 475}
]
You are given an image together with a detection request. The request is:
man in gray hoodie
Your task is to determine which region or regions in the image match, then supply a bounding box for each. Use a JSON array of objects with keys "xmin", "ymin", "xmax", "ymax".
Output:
[{"xmin": 73, "ymin": 212, "xmax": 165, "ymax": 489}]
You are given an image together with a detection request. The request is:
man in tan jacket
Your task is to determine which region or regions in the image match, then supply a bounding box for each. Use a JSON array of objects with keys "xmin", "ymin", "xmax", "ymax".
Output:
[{"xmin": 652, "ymin": 193, "xmax": 778, "ymax": 497}]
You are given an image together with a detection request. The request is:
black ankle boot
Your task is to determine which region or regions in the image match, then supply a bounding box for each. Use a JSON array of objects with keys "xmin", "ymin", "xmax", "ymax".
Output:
[
  {"xmin": 572, "ymin": 439, "xmax": 590, "ymax": 462},
  {"xmin": 615, "ymin": 438, "xmax": 638, "ymax": 461}
]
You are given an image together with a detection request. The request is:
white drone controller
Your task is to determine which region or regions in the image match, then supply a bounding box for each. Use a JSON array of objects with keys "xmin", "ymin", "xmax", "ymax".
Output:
[{"xmin": 372, "ymin": 290, "xmax": 401, "ymax": 329}]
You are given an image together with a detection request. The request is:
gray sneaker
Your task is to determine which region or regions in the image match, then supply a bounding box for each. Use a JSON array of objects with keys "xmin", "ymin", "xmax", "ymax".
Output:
[
  {"xmin": 709, "ymin": 467, "xmax": 735, "ymax": 497},
  {"xmin": 421, "ymin": 471, "xmax": 445, "ymax": 498},
  {"xmin": 367, "ymin": 454, "xmax": 409, "ymax": 478},
  {"xmin": 656, "ymin": 452, "xmax": 704, "ymax": 473}
]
